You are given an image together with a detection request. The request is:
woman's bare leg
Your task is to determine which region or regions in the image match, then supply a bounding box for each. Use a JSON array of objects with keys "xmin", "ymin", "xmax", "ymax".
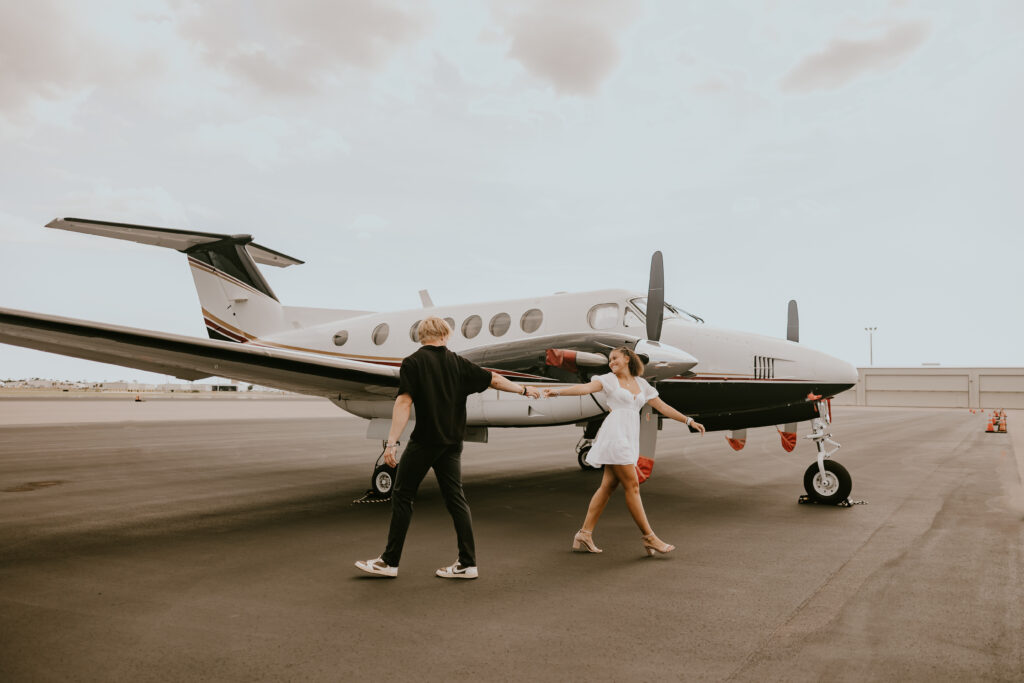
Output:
[
  {"xmin": 610, "ymin": 464, "xmax": 654, "ymax": 536},
  {"xmin": 581, "ymin": 466, "xmax": 619, "ymax": 532}
]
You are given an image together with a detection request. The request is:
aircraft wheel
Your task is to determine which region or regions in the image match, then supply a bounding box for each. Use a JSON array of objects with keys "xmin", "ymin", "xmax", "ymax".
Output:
[
  {"xmin": 577, "ymin": 445, "xmax": 601, "ymax": 471},
  {"xmin": 372, "ymin": 463, "xmax": 397, "ymax": 496},
  {"xmin": 803, "ymin": 460, "xmax": 851, "ymax": 505}
]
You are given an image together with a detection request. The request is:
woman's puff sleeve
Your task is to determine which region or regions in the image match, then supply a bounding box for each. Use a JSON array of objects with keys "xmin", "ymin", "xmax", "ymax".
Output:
[{"xmin": 641, "ymin": 377, "xmax": 659, "ymax": 402}]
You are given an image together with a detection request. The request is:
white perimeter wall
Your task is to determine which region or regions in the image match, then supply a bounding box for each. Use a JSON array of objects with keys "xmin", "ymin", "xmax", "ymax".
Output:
[{"xmin": 831, "ymin": 367, "xmax": 1024, "ymax": 409}]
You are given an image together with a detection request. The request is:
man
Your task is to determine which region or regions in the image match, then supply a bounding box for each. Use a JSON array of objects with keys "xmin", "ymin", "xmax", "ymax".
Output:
[{"xmin": 355, "ymin": 316, "xmax": 540, "ymax": 579}]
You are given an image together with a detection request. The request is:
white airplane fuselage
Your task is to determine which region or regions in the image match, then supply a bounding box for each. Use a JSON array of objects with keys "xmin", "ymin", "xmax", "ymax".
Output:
[{"xmin": 200, "ymin": 273, "xmax": 857, "ymax": 432}]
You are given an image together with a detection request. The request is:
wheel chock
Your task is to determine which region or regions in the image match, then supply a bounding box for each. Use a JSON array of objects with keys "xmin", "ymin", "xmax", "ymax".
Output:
[
  {"xmin": 353, "ymin": 489, "xmax": 392, "ymax": 504},
  {"xmin": 798, "ymin": 495, "xmax": 866, "ymax": 507}
]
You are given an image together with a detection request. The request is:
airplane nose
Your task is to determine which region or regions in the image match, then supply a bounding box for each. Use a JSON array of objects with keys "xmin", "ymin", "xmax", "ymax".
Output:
[{"xmin": 819, "ymin": 353, "xmax": 858, "ymax": 386}]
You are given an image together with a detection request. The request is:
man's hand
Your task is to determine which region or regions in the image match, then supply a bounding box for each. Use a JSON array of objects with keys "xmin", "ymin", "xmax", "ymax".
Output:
[
  {"xmin": 383, "ymin": 444, "xmax": 399, "ymax": 467},
  {"xmin": 523, "ymin": 386, "xmax": 541, "ymax": 399}
]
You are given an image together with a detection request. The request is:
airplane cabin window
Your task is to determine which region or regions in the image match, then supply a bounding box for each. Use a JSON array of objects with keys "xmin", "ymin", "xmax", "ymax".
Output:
[
  {"xmin": 372, "ymin": 323, "xmax": 389, "ymax": 345},
  {"xmin": 409, "ymin": 321, "xmax": 421, "ymax": 342},
  {"xmin": 489, "ymin": 312, "xmax": 511, "ymax": 337},
  {"xmin": 520, "ymin": 308, "xmax": 543, "ymax": 333},
  {"xmin": 587, "ymin": 303, "xmax": 619, "ymax": 330},
  {"xmin": 444, "ymin": 317, "xmax": 455, "ymax": 332},
  {"xmin": 333, "ymin": 331, "xmax": 348, "ymax": 346},
  {"xmin": 462, "ymin": 315, "xmax": 482, "ymax": 339}
]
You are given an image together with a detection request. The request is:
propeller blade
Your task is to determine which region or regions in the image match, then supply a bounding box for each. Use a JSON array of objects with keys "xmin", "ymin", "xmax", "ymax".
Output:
[
  {"xmin": 787, "ymin": 299, "xmax": 799, "ymax": 343},
  {"xmin": 647, "ymin": 251, "xmax": 665, "ymax": 342}
]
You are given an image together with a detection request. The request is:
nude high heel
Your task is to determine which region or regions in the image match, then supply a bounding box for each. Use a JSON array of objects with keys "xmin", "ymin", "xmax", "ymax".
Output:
[
  {"xmin": 572, "ymin": 529, "xmax": 602, "ymax": 553},
  {"xmin": 641, "ymin": 533, "xmax": 675, "ymax": 556}
]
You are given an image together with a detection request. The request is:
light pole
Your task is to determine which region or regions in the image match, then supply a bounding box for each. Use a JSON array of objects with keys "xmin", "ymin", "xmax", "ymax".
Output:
[{"xmin": 864, "ymin": 327, "xmax": 877, "ymax": 366}]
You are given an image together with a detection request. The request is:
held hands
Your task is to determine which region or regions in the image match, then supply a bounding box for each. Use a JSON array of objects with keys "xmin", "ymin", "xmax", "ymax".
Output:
[{"xmin": 541, "ymin": 387, "xmax": 559, "ymax": 398}]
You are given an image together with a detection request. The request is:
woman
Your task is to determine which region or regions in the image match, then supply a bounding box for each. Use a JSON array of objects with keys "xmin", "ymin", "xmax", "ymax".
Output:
[{"xmin": 543, "ymin": 347, "xmax": 705, "ymax": 556}]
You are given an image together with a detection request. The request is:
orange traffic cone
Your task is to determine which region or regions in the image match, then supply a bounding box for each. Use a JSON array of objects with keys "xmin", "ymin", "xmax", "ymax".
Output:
[{"xmin": 985, "ymin": 419, "xmax": 996, "ymax": 433}]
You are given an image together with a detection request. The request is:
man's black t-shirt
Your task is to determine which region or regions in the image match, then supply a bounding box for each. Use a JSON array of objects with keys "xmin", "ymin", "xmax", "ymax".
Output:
[{"xmin": 398, "ymin": 345, "xmax": 493, "ymax": 445}]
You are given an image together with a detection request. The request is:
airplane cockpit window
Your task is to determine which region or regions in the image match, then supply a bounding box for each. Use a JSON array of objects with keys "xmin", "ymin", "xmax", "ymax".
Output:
[
  {"xmin": 333, "ymin": 331, "xmax": 348, "ymax": 346},
  {"xmin": 489, "ymin": 312, "xmax": 511, "ymax": 337},
  {"xmin": 587, "ymin": 303, "xmax": 619, "ymax": 330},
  {"xmin": 629, "ymin": 297, "xmax": 704, "ymax": 324},
  {"xmin": 623, "ymin": 308, "xmax": 643, "ymax": 329},
  {"xmin": 409, "ymin": 321, "xmax": 421, "ymax": 342},
  {"xmin": 372, "ymin": 323, "xmax": 389, "ymax": 345},
  {"xmin": 520, "ymin": 308, "xmax": 543, "ymax": 333},
  {"xmin": 462, "ymin": 315, "xmax": 482, "ymax": 339}
]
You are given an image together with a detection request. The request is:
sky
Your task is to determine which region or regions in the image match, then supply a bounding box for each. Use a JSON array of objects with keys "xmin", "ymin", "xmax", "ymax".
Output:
[{"xmin": 1, "ymin": 0, "xmax": 1022, "ymax": 383}]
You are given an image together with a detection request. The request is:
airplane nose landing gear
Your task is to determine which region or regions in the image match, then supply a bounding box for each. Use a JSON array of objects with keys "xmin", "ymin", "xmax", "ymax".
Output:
[
  {"xmin": 800, "ymin": 399, "xmax": 853, "ymax": 505},
  {"xmin": 803, "ymin": 459, "xmax": 851, "ymax": 505}
]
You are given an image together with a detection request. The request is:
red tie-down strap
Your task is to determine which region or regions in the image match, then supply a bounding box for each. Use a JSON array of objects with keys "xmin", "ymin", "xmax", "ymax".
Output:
[{"xmin": 636, "ymin": 456, "xmax": 654, "ymax": 484}]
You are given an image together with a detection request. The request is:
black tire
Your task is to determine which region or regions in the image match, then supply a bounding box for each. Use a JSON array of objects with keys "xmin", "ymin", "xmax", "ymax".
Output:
[
  {"xmin": 803, "ymin": 460, "xmax": 852, "ymax": 505},
  {"xmin": 371, "ymin": 463, "xmax": 397, "ymax": 496},
  {"xmin": 577, "ymin": 445, "xmax": 601, "ymax": 471}
]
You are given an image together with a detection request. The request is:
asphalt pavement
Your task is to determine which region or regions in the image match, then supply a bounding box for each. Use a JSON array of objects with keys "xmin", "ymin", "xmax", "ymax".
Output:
[{"xmin": 0, "ymin": 401, "xmax": 1021, "ymax": 681}]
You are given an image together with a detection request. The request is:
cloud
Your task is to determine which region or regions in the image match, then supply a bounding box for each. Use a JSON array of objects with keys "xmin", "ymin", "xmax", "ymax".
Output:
[
  {"xmin": 781, "ymin": 21, "xmax": 930, "ymax": 93},
  {"xmin": 348, "ymin": 213, "xmax": 389, "ymax": 242},
  {"xmin": 174, "ymin": 0, "xmax": 429, "ymax": 95},
  {"xmin": 59, "ymin": 185, "xmax": 196, "ymax": 230},
  {"xmin": 0, "ymin": 2, "xmax": 107, "ymax": 116},
  {"xmin": 191, "ymin": 116, "xmax": 351, "ymax": 169},
  {"xmin": 492, "ymin": 0, "xmax": 640, "ymax": 95}
]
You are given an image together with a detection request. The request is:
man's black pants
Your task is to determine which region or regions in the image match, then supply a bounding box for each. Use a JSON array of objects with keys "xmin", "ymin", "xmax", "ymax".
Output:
[{"xmin": 381, "ymin": 441, "xmax": 475, "ymax": 568}]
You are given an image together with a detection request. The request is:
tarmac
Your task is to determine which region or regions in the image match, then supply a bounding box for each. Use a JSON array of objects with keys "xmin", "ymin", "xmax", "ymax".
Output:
[{"xmin": 0, "ymin": 400, "xmax": 1021, "ymax": 681}]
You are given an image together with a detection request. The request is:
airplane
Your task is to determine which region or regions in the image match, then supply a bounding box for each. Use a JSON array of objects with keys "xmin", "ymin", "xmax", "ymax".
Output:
[{"xmin": 0, "ymin": 218, "xmax": 859, "ymax": 505}]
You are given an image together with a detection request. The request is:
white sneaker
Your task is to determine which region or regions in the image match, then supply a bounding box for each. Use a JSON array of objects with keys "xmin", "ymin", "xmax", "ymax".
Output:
[
  {"xmin": 435, "ymin": 562, "xmax": 478, "ymax": 579},
  {"xmin": 355, "ymin": 557, "xmax": 397, "ymax": 577}
]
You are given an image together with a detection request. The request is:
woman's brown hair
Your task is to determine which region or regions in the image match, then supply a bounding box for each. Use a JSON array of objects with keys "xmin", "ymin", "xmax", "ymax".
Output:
[{"xmin": 612, "ymin": 346, "xmax": 645, "ymax": 377}]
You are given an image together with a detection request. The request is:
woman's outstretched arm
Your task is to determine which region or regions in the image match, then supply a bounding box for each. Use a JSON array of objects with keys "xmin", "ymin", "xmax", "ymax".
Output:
[
  {"xmin": 542, "ymin": 378, "xmax": 603, "ymax": 398},
  {"xmin": 647, "ymin": 396, "xmax": 706, "ymax": 434}
]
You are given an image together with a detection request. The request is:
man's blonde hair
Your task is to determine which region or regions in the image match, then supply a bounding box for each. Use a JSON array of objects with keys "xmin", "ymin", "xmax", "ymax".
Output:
[{"xmin": 417, "ymin": 316, "xmax": 452, "ymax": 343}]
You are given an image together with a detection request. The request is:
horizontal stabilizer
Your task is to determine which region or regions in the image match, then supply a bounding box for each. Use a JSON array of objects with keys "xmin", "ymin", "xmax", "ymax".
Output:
[{"xmin": 46, "ymin": 217, "xmax": 303, "ymax": 268}]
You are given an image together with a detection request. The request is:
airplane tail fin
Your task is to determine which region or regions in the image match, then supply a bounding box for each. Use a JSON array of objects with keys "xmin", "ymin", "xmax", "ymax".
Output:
[{"xmin": 47, "ymin": 217, "xmax": 303, "ymax": 342}]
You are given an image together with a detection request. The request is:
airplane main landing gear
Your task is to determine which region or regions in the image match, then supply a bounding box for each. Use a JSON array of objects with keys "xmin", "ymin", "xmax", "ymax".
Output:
[
  {"xmin": 575, "ymin": 419, "xmax": 604, "ymax": 471},
  {"xmin": 575, "ymin": 437, "xmax": 601, "ymax": 470},
  {"xmin": 800, "ymin": 400, "xmax": 852, "ymax": 505},
  {"xmin": 372, "ymin": 461, "xmax": 396, "ymax": 497},
  {"xmin": 354, "ymin": 444, "xmax": 397, "ymax": 503}
]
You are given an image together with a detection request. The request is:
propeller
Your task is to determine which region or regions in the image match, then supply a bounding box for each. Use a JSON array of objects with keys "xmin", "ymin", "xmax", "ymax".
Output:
[
  {"xmin": 637, "ymin": 250, "xmax": 680, "ymax": 484},
  {"xmin": 782, "ymin": 299, "xmax": 799, "ymax": 449},
  {"xmin": 787, "ymin": 299, "xmax": 799, "ymax": 343},
  {"xmin": 646, "ymin": 251, "xmax": 664, "ymax": 342}
]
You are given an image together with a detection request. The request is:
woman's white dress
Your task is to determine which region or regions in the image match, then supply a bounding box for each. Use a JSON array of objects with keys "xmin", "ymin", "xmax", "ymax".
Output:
[{"xmin": 585, "ymin": 373, "xmax": 659, "ymax": 466}]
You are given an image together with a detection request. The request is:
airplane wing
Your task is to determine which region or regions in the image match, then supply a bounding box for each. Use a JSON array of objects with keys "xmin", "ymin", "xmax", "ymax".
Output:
[
  {"xmin": 0, "ymin": 307, "xmax": 399, "ymax": 400},
  {"xmin": 460, "ymin": 332, "xmax": 640, "ymax": 373}
]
